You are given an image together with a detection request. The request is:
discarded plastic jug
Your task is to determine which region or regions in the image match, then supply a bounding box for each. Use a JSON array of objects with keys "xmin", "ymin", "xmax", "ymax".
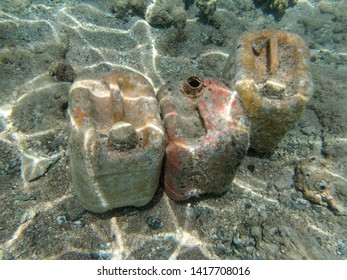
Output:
[
  {"xmin": 223, "ymin": 30, "xmax": 313, "ymax": 152},
  {"xmin": 157, "ymin": 76, "xmax": 250, "ymax": 201},
  {"xmin": 68, "ymin": 71, "xmax": 165, "ymax": 213}
]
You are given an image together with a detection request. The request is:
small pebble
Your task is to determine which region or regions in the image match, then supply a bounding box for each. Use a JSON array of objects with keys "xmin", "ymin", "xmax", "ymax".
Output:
[
  {"xmin": 233, "ymin": 235, "xmax": 242, "ymax": 246},
  {"xmin": 146, "ymin": 216, "xmax": 163, "ymax": 230},
  {"xmin": 216, "ymin": 227, "xmax": 233, "ymax": 242},
  {"xmin": 247, "ymin": 164, "xmax": 255, "ymax": 172},
  {"xmin": 56, "ymin": 214, "xmax": 70, "ymax": 229},
  {"xmin": 72, "ymin": 219, "xmax": 85, "ymax": 228},
  {"xmin": 269, "ymin": 227, "xmax": 279, "ymax": 235},
  {"xmin": 250, "ymin": 226, "xmax": 262, "ymax": 238},
  {"xmin": 90, "ymin": 251, "xmax": 112, "ymax": 260}
]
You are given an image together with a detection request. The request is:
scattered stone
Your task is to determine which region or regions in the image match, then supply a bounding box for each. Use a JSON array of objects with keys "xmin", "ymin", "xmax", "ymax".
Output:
[
  {"xmin": 21, "ymin": 153, "xmax": 61, "ymax": 182},
  {"xmin": 247, "ymin": 164, "xmax": 255, "ymax": 172},
  {"xmin": 49, "ymin": 61, "xmax": 75, "ymax": 82},
  {"xmin": 262, "ymin": 226, "xmax": 279, "ymax": 243},
  {"xmin": 255, "ymin": 0, "xmax": 298, "ymax": 17},
  {"xmin": 145, "ymin": 0, "xmax": 186, "ymax": 29},
  {"xmin": 56, "ymin": 214, "xmax": 69, "ymax": 229},
  {"xmin": 72, "ymin": 219, "xmax": 85, "ymax": 228},
  {"xmin": 100, "ymin": 243, "xmax": 110, "ymax": 250},
  {"xmin": 250, "ymin": 226, "xmax": 262, "ymax": 239},
  {"xmin": 278, "ymin": 225, "xmax": 292, "ymax": 238},
  {"xmin": 146, "ymin": 216, "xmax": 163, "ymax": 230},
  {"xmin": 90, "ymin": 251, "xmax": 112, "ymax": 260},
  {"xmin": 233, "ymin": 235, "xmax": 243, "ymax": 246},
  {"xmin": 64, "ymin": 198, "xmax": 86, "ymax": 221},
  {"xmin": 216, "ymin": 227, "xmax": 233, "ymax": 242},
  {"xmin": 257, "ymin": 204, "xmax": 268, "ymax": 218},
  {"xmin": 196, "ymin": 0, "xmax": 218, "ymax": 20},
  {"xmin": 109, "ymin": 0, "xmax": 150, "ymax": 20},
  {"xmin": 269, "ymin": 227, "xmax": 279, "ymax": 236},
  {"xmin": 295, "ymin": 157, "xmax": 347, "ymax": 216}
]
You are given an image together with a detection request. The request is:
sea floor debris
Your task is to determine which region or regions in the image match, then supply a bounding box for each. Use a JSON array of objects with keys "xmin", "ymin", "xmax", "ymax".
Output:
[
  {"xmin": 295, "ymin": 157, "xmax": 347, "ymax": 216},
  {"xmin": 0, "ymin": 0, "xmax": 346, "ymax": 260}
]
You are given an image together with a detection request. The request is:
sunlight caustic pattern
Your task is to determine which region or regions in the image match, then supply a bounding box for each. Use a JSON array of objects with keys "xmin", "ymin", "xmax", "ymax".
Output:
[{"xmin": 1, "ymin": 1, "xmax": 346, "ymax": 260}]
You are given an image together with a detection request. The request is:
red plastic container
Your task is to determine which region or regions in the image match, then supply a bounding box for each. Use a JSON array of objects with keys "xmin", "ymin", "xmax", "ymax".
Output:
[{"xmin": 157, "ymin": 76, "xmax": 250, "ymax": 201}]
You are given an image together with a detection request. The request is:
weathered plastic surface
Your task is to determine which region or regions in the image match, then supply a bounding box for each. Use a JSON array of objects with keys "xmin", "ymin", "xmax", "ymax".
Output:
[
  {"xmin": 68, "ymin": 72, "xmax": 165, "ymax": 213},
  {"xmin": 157, "ymin": 76, "xmax": 250, "ymax": 201},
  {"xmin": 223, "ymin": 30, "xmax": 313, "ymax": 152}
]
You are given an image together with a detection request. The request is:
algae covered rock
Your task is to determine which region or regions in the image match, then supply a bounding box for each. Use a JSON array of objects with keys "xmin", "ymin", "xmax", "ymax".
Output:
[
  {"xmin": 49, "ymin": 61, "xmax": 75, "ymax": 83},
  {"xmin": 109, "ymin": 0, "xmax": 151, "ymax": 20},
  {"xmin": 196, "ymin": 0, "xmax": 218, "ymax": 20},
  {"xmin": 145, "ymin": 0, "xmax": 186, "ymax": 29},
  {"xmin": 295, "ymin": 157, "xmax": 347, "ymax": 216},
  {"xmin": 256, "ymin": 0, "xmax": 298, "ymax": 16}
]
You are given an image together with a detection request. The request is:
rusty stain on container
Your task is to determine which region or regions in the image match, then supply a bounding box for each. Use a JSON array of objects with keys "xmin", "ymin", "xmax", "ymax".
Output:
[
  {"xmin": 68, "ymin": 71, "xmax": 165, "ymax": 213},
  {"xmin": 157, "ymin": 76, "xmax": 250, "ymax": 201},
  {"xmin": 223, "ymin": 30, "xmax": 313, "ymax": 152}
]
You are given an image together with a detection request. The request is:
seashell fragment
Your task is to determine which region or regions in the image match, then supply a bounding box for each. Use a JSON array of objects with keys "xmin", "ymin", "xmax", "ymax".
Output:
[
  {"xmin": 223, "ymin": 30, "xmax": 314, "ymax": 152},
  {"xmin": 68, "ymin": 72, "xmax": 165, "ymax": 213},
  {"xmin": 295, "ymin": 157, "xmax": 347, "ymax": 216},
  {"xmin": 157, "ymin": 76, "xmax": 250, "ymax": 201}
]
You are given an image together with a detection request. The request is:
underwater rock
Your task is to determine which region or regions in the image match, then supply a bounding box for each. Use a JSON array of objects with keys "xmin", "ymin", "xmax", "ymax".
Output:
[
  {"xmin": 250, "ymin": 226, "xmax": 262, "ymax": 239},
  {"xmin": 256, "ymin": 0, "xmax": 298, "ymax": 16},
  {"xmin": 146, "ymin": 216, "xmax": 164, "ymax": 230},
  {"xmin": 55, "ymin": 214, "xmax": 69, "ymax": 227},
  {"xmin": 146, "ymin": 0, "xmax": 186, "ymax": 29},
  {"xmin": 157, "ymin": 76, "xmax": 249, "ymax": 201},
  {"xmin": 63, "ymin": 198, "xmax": 86, "ymax": 221},
  {"xmin": 68, "ymin": 71, "xmax": 165, "ymax": 213},
  {"xmin": 21, "ymin": 153, "xmax": 61, "ymax": 182},
  {"xmin": 295, "ymin": 157, "xmax": 347, "ymax": 216},
  {"xmin": 223, "ymin": 30, "xmax": 313, "ymax": 152},
  {"xmin": 49, "ymin": 61, "xmax": 75, "ymax": 83},
  {"xmin": 196, "ymin": 0, "xmax": 218, "ymax": 20},
  {"xmin": 109, "ymin": 0, "xmax": 150, "ymax": 20}
]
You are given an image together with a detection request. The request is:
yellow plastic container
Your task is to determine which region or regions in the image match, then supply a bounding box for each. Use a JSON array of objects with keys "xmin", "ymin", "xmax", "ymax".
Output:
[{"xmin": 223, "ymin": 30, "xmax": 313, "ymax": 152}]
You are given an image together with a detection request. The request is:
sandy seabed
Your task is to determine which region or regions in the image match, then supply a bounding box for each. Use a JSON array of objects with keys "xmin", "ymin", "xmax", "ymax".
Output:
[{"xmin": 0, "ymin": 0, "xmax": 346, "ymax": 259}]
